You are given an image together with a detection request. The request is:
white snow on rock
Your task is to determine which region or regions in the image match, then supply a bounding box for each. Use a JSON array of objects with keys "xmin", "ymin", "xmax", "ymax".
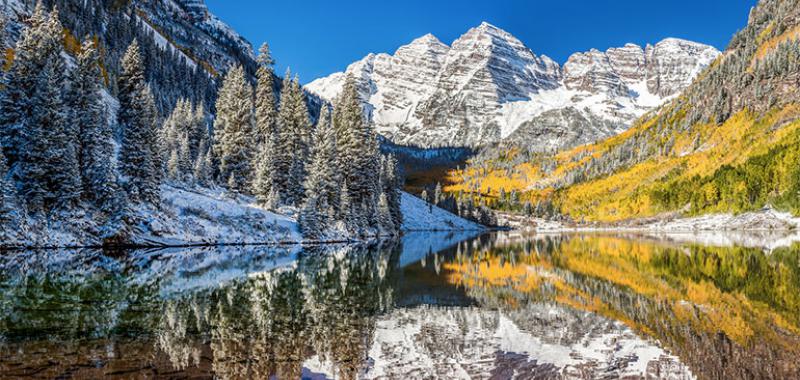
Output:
[
  {"xmin": 307, "ymin": 23, "xmax": 719, "ymax": 149},
  {"xmin": 354, "ymin": 305, "xmax": 693, "ymax": 379},
  {"xmin": 400, "ymin": 192, "xmax": 485, "ymax": 232}
]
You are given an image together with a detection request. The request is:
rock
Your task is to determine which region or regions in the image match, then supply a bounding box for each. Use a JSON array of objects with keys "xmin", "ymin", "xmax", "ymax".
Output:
[{"xmin": 307, "ymin": 23, "xmax": 720, "ymax": 150}]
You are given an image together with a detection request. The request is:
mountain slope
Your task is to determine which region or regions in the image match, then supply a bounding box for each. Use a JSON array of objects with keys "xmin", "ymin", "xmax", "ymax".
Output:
[
  {"xmin": 308, "ymin": 23, "xmax": 718, "ymax": 149},
  {"xmin": 448, "ymin": 0, "xmax": 800, "ymax": 224}
]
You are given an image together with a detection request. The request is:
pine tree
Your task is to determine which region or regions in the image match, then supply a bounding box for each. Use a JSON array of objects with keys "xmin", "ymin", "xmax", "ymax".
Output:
[
  {"xmin": 167, "ymin": 148, "xmax": 180, "ymax": 181},
  {"xmin": 252, "ymin": 43, "xmax": 278, "ymax": 203},
  {"xmin": 332, "ymin": 74, "xmax": 381, "ymax": 228},
  {"xmin": 0, "ymin": 150, "xmax": 17, "ymax": 225},
  {"xmin": 214, "ymin": 65, "xmax": 254, "ymax": 193},
  {"xmin": 303, "ymin": 105, "xmax": 338, "ymax": 218},
  {"xmin": 194, "ymin": 138, "xmax": 212, "ymax": 185},
  {"xmin": 71, "ymin": 39, "xmax": 118, "ymax": 211},
  {"xmin": 28, "ymin": 11, "xmax": 80, "ymax": 210},
  {"xmin": 119, "ymin": 39, "xmax": 160, "ymax": 205},
  {"xmin": 0, "ymin": 3, "xmax": 49, "ymax": 166},
  {"xmin": 299, "ymin": 195, "xmax": 322, "ymax": 240},
  {"xmin": 255, "ymin": 43, "xmax": 277, "ymax": 149},
  {"xmin": 141, "ymin": 85, "xmax": 162, "ymax": 203},
  {"xmin": 381, "ymin": 155, "xmax": 403, "ymax": 229},
  {"xmin": 273, "ymin": 70, "xmax": 311, "ymax": 206},
  {"xmin": 252, "ymin": 138, "xmax": 273, "ymax": 205},
  {"xmin": 377, "ymin": 192, "xmax": 395, "ymax": 234}
]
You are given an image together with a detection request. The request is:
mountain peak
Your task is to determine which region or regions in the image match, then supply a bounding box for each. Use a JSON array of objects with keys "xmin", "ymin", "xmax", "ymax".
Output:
[
  {"xmin": 308, "ymin": 25, "xmax": 718, "ymax": 148},
  {"xmin": 478, "ymin": 21, "xmax": 499, "ymax": 30},
  {"xmin": 408, "ymin": 33, "xmax": 447, "ymax": 48}
]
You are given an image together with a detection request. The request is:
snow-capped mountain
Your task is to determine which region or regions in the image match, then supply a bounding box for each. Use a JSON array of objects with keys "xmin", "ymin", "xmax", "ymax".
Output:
[{"xmin": 307, "ymin": 22, "xmax": 720, "ymax": 149}]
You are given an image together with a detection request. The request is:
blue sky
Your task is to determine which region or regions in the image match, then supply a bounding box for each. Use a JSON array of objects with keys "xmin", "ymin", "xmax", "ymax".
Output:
[{"xmin": 205, "ymin": 0, "xmax": 757, "ymax": 83}]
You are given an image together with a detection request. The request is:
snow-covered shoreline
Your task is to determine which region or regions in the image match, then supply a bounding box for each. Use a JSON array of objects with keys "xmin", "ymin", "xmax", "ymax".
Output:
[
  {"xmin": 500, "ymin": 207, "xmax": 800, "ymax": 249},
  {"xmin": 1, "ymin": 187, "xmax": 485, "ymax": 250}
]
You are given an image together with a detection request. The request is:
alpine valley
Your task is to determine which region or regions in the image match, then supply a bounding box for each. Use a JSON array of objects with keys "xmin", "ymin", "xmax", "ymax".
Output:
[{"xmin": 4, "ymin": 1, "xmax": 800, "ymax": 380}]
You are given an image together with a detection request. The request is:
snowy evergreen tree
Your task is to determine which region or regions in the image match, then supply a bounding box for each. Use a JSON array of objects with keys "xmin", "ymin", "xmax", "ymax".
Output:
[
  {"xmin": 27, "ymin": 11, "xmax": 80, "ymax": 210},
  {"xmin": 381, "ymin": 155, "xmax": 403, "ymax": 228},
  {"xmin": 332, "ymin": 74, "xmax": 381, "ymax": 231},
  {"xmin": 299, "ymin": 195, "xmax": 323, "ymax": 240},
  {"xmin": 214, "ymin": 65, "xmax": 254, "ymax": 193},
  {"xmin": 194, "ymin": 138, "xmax": 213, "ymax": 185},
  {"xmin": 0, "ymin": 150, "xmax": 17, "ymax": 225},
  {"xmin": 255, "ymin": 43, "xmax": 277, "ymax": 149},
  {"xmin": 377, "ymin": 193, "xmax": 395, "ymax": 233},
  {"xmin": 273, "ymin": 70, "xmax": 311, "ymax": 206},
  {"xmin": 119, "ymin": 40, "xmax": 160, "ymax": 204},
  {"xmin": 0, "ymin": 6, "xmax": 79, "ymax": 211},
  {"xmin": 252, "ymin": 139, "xmax": 273, "ymax": 205},
  {"xmin": 0, "ymin": 3, "xmax": 49, "ymax": 167},
  {"xmin": 303, "ymin": 105, "xmax": 338, "ymax": 219},
  {"xmin": 70, "ymin": 40, "xmax": 118, "ymax": 211}
]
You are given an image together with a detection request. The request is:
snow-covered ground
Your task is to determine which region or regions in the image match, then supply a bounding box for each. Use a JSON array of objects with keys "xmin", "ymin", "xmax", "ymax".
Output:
[
  {"xmin": 3, "ymin": 188, "xmax": 483, "ymax": 249},
  {"xmin": 505, "ymin": 207, "xmax": 800, "ymax": 249},
  {"xmin": 400, "ymin": 192, "xmax": 485, "ymax": 232}
]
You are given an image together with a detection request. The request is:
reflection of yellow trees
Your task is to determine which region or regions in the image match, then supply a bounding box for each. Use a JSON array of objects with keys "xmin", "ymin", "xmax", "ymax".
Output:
[{"xmin": 442, "ymin": 235, "xmax": 800, "ymax": 350}]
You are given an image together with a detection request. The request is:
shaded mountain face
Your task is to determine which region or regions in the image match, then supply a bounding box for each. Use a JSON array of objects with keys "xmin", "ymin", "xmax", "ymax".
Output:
[
  {"xmin": 142, "ymin": 0, "xmax": 256, "ymax": 73},
  {"xmin": 0, "ymin": 0, "xmax": 256, "ymax": 115},
  {"xmin": 307, "ymin": 23, "xmax": 719, "ymax": 149}
]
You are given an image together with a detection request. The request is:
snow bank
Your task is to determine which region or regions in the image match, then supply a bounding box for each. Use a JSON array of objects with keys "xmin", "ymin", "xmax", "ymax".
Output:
[
  {"xmin": 139, "ymin": 185, "xmax": 302, "ymax": 246},
  {"xmin": 4, "ymin": 188, "xmax": 485, "ymax": 249},
  {"xmin": 400, "ymin": 192, "xmax": 485, "ymax": 232}
]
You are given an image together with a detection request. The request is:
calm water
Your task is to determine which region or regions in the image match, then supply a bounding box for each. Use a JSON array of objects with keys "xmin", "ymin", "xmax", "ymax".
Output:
[{"xmin": 1, "ymin": 231, "xmax": 799, "ymax": 379}]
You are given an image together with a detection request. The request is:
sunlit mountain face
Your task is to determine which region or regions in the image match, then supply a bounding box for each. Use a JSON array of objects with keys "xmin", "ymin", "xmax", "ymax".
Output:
[{"xmin": 1, "ymin": 232, "xmax": 799, "ymax": 379}]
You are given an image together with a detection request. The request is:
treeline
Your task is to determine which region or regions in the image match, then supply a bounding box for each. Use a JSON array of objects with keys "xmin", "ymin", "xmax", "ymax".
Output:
[
  {"xmin": 419, "ymin": 183, "xmax": 497, "ymax": 227},
  {"xmin": 0, "ymin": 6, "xmax": 401, "ymax": 243},
  {"xmin": 166, "ymin": 43, "xmax": 403, "ymax": 239}
]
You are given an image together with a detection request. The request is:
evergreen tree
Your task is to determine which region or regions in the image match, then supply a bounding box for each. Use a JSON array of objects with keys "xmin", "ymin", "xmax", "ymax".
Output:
[
  {"xmin": 0, "ymin": 3, "xmax": 49, "ymax": 166},
  {"xmin": 303, "ymin": 105, "xmax": 338, "ymax": 218},
  {"xmin": 0, "ymin": 150, "xmax": 17, "ymax": 225},
  {"xmin": 255, "ymin": 43, "xmax": 277, "ymax": 149},
  {"xmin": 214, "ymin": 65, "xmax": 254, "ymax": 193},
  {"xmin": 141, "ymin": 85, "xmax": 162, "ymax": 201},
  {"xmin": 332, "ymin": 74, "xmax": 381, "ymax": 229},
  {"xmin": 119, "ymin": 40, "xmax": 160, "ymax": 204},
  {"xmin": 252, "ymin": 43, "xmax": 279, "ymax": 203},
  {"xmin": 377, "ymin": 192, "xmax": 395, "ymax": 234},
  {"xmin": 252, "ymin": 138, "xmax": 273, "ymax": 205},
  {"xmin": 299, "ymin": 195, "xmax": 322, "ymax": 240},
  {"xmin": 28, "ymin": 11, "xmax": 80, "ymax": 210},
  {"xmin": 70, "ymin": 40, "xmax": 118, "ymax": 210},
  {"xmin": 273, "ymin": 70, "xmax": 311, "ymax": 206},
  {"xmin": 194, "ymin": 138, "xmax": 212, "ymax": 185},
  {"xmin": 381, "ymin": 155, "xmax": 403, "ymax": 228}
]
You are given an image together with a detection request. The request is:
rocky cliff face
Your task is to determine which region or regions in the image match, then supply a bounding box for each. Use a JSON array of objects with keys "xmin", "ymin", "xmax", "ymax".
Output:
[
  {"xmin": 137, "ymin": 0, "xmax": 256, "ymax": 73},
  {"xmin": 307, "ymin": 23, "xmax": 719, "ymax": 149}
]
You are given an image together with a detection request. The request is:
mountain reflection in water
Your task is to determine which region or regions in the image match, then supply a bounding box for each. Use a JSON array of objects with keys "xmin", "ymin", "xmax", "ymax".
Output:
[{"xmin": 1, "ymin": 231, "xmax": 799, "ymax": 379}]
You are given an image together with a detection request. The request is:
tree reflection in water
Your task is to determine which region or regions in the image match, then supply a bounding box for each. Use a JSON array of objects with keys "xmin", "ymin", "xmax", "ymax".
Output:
[{"xmin": 0, "ymin": 233, "xmax": 799, "ymax": 379}]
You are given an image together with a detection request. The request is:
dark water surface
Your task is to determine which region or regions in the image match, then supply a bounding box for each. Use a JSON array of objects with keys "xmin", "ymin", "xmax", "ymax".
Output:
[{"xmin": 1, "ymin": 231, "xmax": 799, "ymax": 379}]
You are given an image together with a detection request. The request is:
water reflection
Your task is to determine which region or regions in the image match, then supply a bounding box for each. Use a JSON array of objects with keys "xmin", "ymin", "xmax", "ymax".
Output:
[{"xmin": 0, "ymin": 232, "xmax": 798, "ymax": 379}]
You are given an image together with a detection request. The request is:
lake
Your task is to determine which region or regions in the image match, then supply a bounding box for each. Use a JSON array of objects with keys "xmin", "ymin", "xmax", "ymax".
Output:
[{"xmin": 1, "ymin": 231, "xmax": 798, "ymax": 379}]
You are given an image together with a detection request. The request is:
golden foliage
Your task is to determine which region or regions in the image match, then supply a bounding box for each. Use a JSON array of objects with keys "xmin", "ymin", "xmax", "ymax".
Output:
[{"xmin": 754, "ymin": 23, "xmax": 800, "ymax": 63}]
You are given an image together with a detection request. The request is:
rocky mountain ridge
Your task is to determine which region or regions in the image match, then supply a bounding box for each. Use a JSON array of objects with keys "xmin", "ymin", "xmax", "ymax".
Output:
[{"xmin": 307, "ymin": 22, "xmax": 720, "ymax": 149}]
